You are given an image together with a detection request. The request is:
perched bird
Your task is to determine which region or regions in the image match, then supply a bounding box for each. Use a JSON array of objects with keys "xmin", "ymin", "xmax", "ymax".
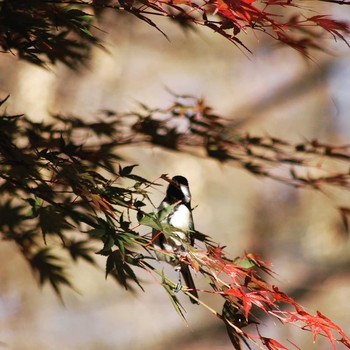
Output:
[{"xmin": 152, "ymin": 175, "xmax": 199, "ymax": 304}]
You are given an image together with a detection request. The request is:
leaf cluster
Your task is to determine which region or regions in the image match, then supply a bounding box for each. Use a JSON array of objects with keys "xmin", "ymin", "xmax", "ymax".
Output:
[
  {"xmin": 0, "ymin": 96, "xmax": 153, "ymax": 296},
  {"xmin": 0, "ymin": 0, "xmax": 99, "ymax": 68},
  {"xmin": 0, "ymin": 0, "xmax": 349, "ymax": 67},
  {"xmin": 204, "ymin": 248, "xmax": 350, "ymax": 349}
]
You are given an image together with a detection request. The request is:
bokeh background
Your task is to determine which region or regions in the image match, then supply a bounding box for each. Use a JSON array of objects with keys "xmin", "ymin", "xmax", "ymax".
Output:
[{"xmin": 0, "ymin": 3, "xmax": 350, "ymax": 349}]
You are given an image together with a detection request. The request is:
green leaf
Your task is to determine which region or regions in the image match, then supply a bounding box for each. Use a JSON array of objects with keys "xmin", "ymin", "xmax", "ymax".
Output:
[
  {"xmin": 119, "ymin": 164, "xmax": 138, "ymax": 176},
  {"xmin": 124, "ymin": 173, "xmax": 154, "ymax": 184},
  {"xmin": 30, "ymin": 248, "xmax": 73, "ymax": 300},
  {"xmin": 26, "ymin": 197, "xmax": 43, "ymax": 218},
  {"xmin": 157, "ymin": 203, "xmax": 176, "ymax": 222},
  {"xmin": 118, "ymin": 239, "xmax": 125, "ymax": 257},
  {"xmin": 119, "ymin": 213, "xmax": 130, "ymax": 231},
  {"xmin": 137, "ymin": 210, "xmax": 144, "ymax": 222},
  {"xmin": 0, "ymin": 200, "xmax": 26, "ymax": 231},
  {"xmin": 100, "ymin": 235, "xmax": 115, "ymax": 254},
  {"xmin": 161, "ymin": 271, "xmax": 186, "ymax": 321},
  {"xmin": 233, "ymin": 257, "xmax": 256, "ymax": 269},
  {"xmin": 38, "ymin": 206, "xmax": 71, "ymax": 243},
  {"xmin": 134, "ymin": 200, "xmax": 145, "ymax": 208},
  {"xmin": 139, "ymin": 212, "xmax": 162, "ymax": 231},
  {"xmin": 67, "ymin": 240, "xmax": 95, "ymax": 265},
  {"xmin": 123, "ymin": 263, "xmax": 144, "ymax": 291},
  {"xmin": 80, "ymin": 26, "xmax": 94, "ymax": 38},
  {"xmin": 105, "ymin": 253, "xmax": 116, "ymax": 278},
  {"xmin": 88, "ymin": 228, "xmax": 106, "ymax": 238},
  {"xmin": 105, "ymin": 250, "xmax": 143, "ymax": 291},
  {"xmin": 66, "ymin": 9, "xmax": 90, "ymax": 18}
]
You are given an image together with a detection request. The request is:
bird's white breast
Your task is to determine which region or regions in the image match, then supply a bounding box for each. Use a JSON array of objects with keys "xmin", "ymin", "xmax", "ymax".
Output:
[{"xmin": 169, "ymin": 204, "xmax": 192, "ymax": 240}]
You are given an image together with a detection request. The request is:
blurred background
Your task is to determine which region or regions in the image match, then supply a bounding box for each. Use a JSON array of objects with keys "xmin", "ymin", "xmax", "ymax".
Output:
[{"xmin": 0, "ymin": 2, "xmax": 350, "ymax": 349}]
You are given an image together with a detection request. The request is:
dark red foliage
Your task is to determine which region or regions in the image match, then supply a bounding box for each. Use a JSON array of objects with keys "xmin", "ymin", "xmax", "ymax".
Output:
[
  {"xmin": 197, "ymin": 246, "xmax": 350, "ymax": 349},
  {"xmin": 260, "ymin": 337, "xmax": 289, "ymax": 350},
  {"xmin": 2, "ymin": 0, "xmax": 348, "ymax": 66},
  {"xmin": 122, "ymin": 0, "xmax": 350, "ymax": 56}
]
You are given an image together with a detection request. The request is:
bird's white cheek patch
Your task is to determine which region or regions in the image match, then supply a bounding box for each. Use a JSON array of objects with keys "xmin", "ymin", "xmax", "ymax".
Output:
[{"xmin": 180, "ymin": 184, "xmax": 191, "ymax": 203}]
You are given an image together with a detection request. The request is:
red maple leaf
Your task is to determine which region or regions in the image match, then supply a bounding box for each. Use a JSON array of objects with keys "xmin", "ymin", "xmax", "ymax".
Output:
[
  {"xmin": 308, "ymin": 15, "xmax": 350, "ymax": 46},
  {"xmin": 261, "ymin": 337, "xmax": 288, "ymax": 350}
]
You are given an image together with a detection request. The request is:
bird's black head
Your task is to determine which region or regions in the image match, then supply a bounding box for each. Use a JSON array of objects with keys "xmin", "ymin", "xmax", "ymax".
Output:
[
  {"xmin": 172, "ymin": 175, "xmax": 189, "ymax": 187},
  {"xmin": 166, "ymin": 175, "xmax": 191, "ymax": 204}
]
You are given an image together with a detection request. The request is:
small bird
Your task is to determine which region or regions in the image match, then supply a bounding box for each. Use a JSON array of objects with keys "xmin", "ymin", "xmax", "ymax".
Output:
[{"xmin": 152, "ymin": 175, "xmax": 199, "ymax": 304}]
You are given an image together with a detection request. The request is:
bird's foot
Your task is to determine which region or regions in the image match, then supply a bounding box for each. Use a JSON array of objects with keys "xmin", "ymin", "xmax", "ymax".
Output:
[
  {"xmin": 174, "ymin": 281, "xmax": 182, "ymax": 293},
  {"xmin": 133, "ymin": 253, "xmax": 144, "ymax": 260},
  {"xmin": 174, "ymin": 265, "xmax": 182, "ymax": 292}
]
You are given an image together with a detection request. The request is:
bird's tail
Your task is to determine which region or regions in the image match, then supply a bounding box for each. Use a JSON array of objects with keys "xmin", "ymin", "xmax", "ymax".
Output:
[{"xmin": 180, "ymin": 262, "xmax": 199, "ymax": 304}]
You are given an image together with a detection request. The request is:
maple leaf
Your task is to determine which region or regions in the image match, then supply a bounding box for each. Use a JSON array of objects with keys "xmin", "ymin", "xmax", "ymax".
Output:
[
  {"xmin": 272, "ymin": 286, "xmax": 300, "ymax": 310},
  {"xmin": 271, "ymin": 309, "xmax": 350, "ymax": 350},
  {"xmin": 261, "ymin": 337, "xmax": 288, "ymax": 350},
  {"xmin": 90, "ymin": 193, "xmax": 116, "ymax": 217},
  {"xmin": 308, "ymin": 15, "xmax": 350, "ymax": 46},
  {"xmin": 226, "ymin": 288, "xmax": 273, "ymax": 319},
  {"xmin": 215, "ymin": 0, "xmax": 270, "ymax": 27}
]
